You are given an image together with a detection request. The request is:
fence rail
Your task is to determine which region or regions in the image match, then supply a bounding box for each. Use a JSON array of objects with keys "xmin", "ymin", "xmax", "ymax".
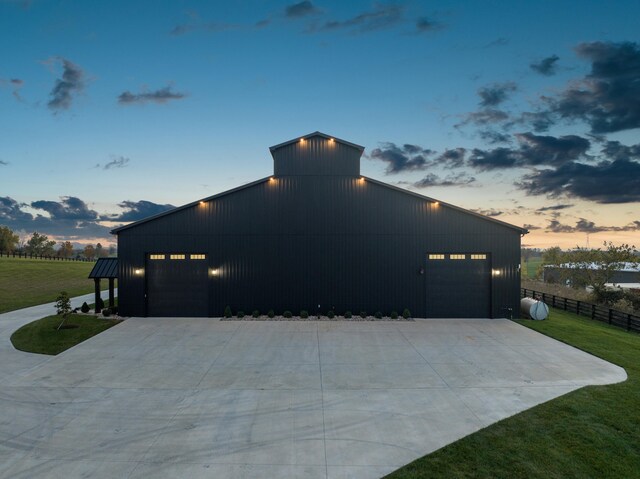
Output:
[
  {"xmin": 521, "ymin": 288, "xmax": 640, "ymax": 333},
  {"xmin": 0, "ymin": 251, "xmax": 93, "ymax": 262}
]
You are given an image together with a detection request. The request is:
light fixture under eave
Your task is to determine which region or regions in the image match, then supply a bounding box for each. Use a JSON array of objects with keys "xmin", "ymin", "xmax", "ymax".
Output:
[
  {"xmin": 433, "ymin": 201, "xmax": 439, "ymax": 206},
  {"xmin": 199, "ymin": 201, "xmax": 205, "ymax": 205},
  {"xmin": 492, "ymin": 269, "xmax": 501, "ymax": 276},
  {"xmin": 134, "ymin": 268, "xmax": 144, "ymax": 276},
  {"xmin": 210, "ymin": 268, "xmax": 220, "ymax": 276}
]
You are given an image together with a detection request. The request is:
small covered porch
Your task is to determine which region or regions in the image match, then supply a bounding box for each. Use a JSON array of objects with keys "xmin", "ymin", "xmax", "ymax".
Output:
[{"xmin": 88, "ymin": 258, "xmax": 118, "ymax": 313}]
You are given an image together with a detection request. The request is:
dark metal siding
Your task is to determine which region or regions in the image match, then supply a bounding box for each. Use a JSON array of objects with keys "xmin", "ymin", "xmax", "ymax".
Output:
[
  {"xmin": 273, "ymin": 136, "xmax": 361, "ymax": 177},
  {"xmin": 117, "ymin": 176, "xmax": 522, "ymax": 318}
]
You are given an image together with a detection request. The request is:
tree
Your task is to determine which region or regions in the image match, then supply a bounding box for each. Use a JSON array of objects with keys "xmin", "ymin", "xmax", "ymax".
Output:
[
  {"xmin": 83, "ymin": 244, "xmax": 96, "ymax": 260},
  {"xmin": 537, "ymin": 246, "xmax": 566, "ymax": 279},
  {"xmin": 95, "ymin": 242, "xmax": 108, "ymax": 258},
  {"xmin": 54, "ymin": 291, "xmax": 72, "ymax": 330},
  {"xmin": 565, "ymin": 242, "xmax": 638, "ymax": 298},
  {"xmin": 25, "ymin": 232, "xmax": 56, "ymax": 256},
  {"xmin": 57, "ymin": 241, "xmax": 74, "ymax": 258},
  {"xmin": 0, "ymin": 226, "xmax": 19, "ymax": 252}
]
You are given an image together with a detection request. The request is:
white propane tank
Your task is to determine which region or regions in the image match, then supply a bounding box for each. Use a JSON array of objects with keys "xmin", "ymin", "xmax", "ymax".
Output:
[{"xmin": 520, "ymin": 298, "xmax": 549, "ymax": 320}]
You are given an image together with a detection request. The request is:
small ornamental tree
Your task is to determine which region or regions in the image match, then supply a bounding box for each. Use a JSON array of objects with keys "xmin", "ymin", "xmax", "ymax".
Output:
[{"xmin": 55, "ymin": 291, "xmax": 72, "ymax": 330}]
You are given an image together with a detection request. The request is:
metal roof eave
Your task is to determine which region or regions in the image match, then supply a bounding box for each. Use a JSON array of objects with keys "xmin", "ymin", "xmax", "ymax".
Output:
[
  {"xmin": 110, "ymin": 177, "xmax": 271, "ymax": 234},
  {"xmin": 362, "ymin": 176, "xmax": 529, "ymax": 235},
  {"xmin": 269, "ymin": 131, "xmax": 365, "ymax": 154}
]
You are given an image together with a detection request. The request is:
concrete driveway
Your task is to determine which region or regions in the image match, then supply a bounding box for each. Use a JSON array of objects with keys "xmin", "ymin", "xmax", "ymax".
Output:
[{"xmin": 0, "ymin": 305, "xmax": 626, "ymax": 479}]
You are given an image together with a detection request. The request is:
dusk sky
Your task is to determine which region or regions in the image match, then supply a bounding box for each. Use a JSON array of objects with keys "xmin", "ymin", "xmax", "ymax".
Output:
[{"xmin": 1, "ymin": 0, "xmax": 639, "ymax": 249}]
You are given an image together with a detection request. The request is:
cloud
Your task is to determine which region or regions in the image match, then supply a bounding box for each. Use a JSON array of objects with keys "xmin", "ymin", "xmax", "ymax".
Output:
[
  {"xmin": 523, "ymin": 223, "xmax": 542, "ymax": 230},
  {"xmin": 106, "ymin": 200, "xmax": 175, "ymax": 222},
  {"xmin": 485, "ymin": 37, "xmax": 509, "ymax": 48},
  {"xmin": 467, "ymin": 133, "xmax": 590, "ymax": 171},
  {"xmin": 545, "ymin": 218, "xmax": 640, "ymax": 233},
  {"xmin": 471, "ymin": 208, "xmax": 503, "ymax": 217},
  {"xmin": 0, "ymin": 160, "xmax": 8, "ymax": 166},
  {"xmin": 369, "ymin": 142, "xmax": 433, "ymax": 173},
  {"xmin": 1, "ymin": 77, "xmax": 25, "ymax": 102},
  {"xmin": 545, "ymin": 41, "xmax": 640, "ymax": 133},
  {"xmin": 414, "ymin": 172, "xmax": 476, "ymax": 188},
  {"xmin": 102, "ymin": 156, "xmax": 130, "ymax": 170},
  {"xmin": 285, "ymin": 1, "xmax": 321, "ymax": 18},
  {"xmin": 415, "ymin": 17, "xmax": 441, "ymax": 33},
  {"xmin": 117, "ymin": 86, "xmax": 186, "ymax": 105},
  {"xmin": 47, "ymin": 58, "xmax": 84, "ymax": 112},
  {"xmin": 518, "ymin": 158, "xmax": 640, "ymax": 203},
  {"xmin": 602, "ymin": 140, "xmax": 640, "ymax": 160},
  {"xmin": 31, "ymin": 196, "xmax": 99, "ymax": 221},
  {"xmin": 433, "ymin": 148, "xmax": 466, "ymax": 169},
  {"xmin": 516, "ymin": 133, "xmax": 590, "ymax": 166},
  {"xmin": 478, "ymin": 82, "xmax": 517, "ymax": 107},
  {"xmin": 530, "ymin": 55, "xmax": 559, "ymax": 76},
  {"xmin": 0, "ymin": 196, "xmax": 111, "ymax": 238},
  {"xmin": 312, "ymin": 4, "xmax": 403, "ymax": 34},
  {"xmin": 468, "ymin": 147, "xmax": 519, "ymax": 171},
  {"xmin": 535, "ymin": 204, "xmax": 574, "ymax": 213},
  {"xmin": 478, "ymin": 129, "xmax": 511, "ymax": 144}
]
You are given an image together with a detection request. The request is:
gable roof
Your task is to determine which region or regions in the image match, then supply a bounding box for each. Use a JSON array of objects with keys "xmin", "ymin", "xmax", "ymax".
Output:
[
  {"xmin": 363, "ymin": 176, "xmax": 529, "ymax": 235},
  {"xmin": 112, "ymin": 174, "xmax": 528, "ymax": 235},
  {"xmin": 111, "ymin": 177, "xmax": 271, "ymax": 234},
  {"xmin": 269, "ymin": 131, "xmax": 365, "ymax": 153},
  {"xmin": 88, "ymin": 257, "xmax": 118, "ymax": 278}
]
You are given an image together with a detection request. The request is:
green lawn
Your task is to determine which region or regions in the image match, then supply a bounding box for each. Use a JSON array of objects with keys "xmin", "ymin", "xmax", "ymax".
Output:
[
  {"xmin": 0, "ymin": 256, "xmax": 96, "ymax": 313},
  {"xmin": 385, "ymin": 309, "xmax": 639, "ymax": 479},
  {"xmin": 10, "ymin": 313, "xmax": 122, "ymax": 355}
]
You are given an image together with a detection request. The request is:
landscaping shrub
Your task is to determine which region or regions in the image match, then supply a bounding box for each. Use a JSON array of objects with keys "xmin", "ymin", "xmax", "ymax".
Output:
[
  {"xmin": 390, "ymin": 310, "xmax": 398, "ymax": 319},
  {"xmin": 300, "ymin": 310, "xmax": 309, "ymax": 318},
  {"xmin": 402, "ymin": 308, "xmax": 411, "ymax": 319},
  {"xmin": 344, "ymin": 310, "xmax": 352, "ymax": 318},
  {"xmin": 237, "ymin": 310, "xmax": 245, "ymax": 318},
  {"xmin": 80, "ymin": 302, "xmax": 90, "ymax": 313},
  {"xmin": 102, "ymin": 308, "xmax": 111, "ymax": 317},
  {"xmin": 359, "ymin": 311, "xmax": 367, "ymax": 318},
  {"xmin": 374, "ymin": 311, "xmax": 382, "ymax": 319},
  {"xmin": 96, "ymin": 297, "xmax": 105, "ymax": 310},
  {"xmin": 283, "ymin": 310, "xmax": 292, "ymax": 318},
  {"xmin": 327, "ymin": 310, "xmax": 335, "ymax": 318},
  {"xmin": 267, "ymin": 309, "xmax": 275, "ymax": 318},
  {"xmin": 252, "ymin": 310, "xmax": 260, "ymax": 318},
  {"xmin": 224, "ymin": 305, "xmax": 232, "ymax": 318},
  {"xmin": 111, "ymin": 306, "xmax": 118, "ymax": 315}
]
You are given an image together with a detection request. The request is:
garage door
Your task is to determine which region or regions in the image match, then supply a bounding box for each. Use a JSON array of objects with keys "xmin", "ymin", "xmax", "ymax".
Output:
[
  {"xmin": 146, "ymin": 254, "xmax": 209, "ymax": 317},
  {"xmin": 425, "ymin": 253, "xmax": 491, "ymax": 318}
]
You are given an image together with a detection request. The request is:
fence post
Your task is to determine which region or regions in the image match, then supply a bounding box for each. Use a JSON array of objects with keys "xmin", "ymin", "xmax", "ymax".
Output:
[
  {"xmin": 576, "ymin": 300, "xmax": 580, "ymax": 315},
  {"xmin": 628, "ymin": 314, "xmax": 631, "ymax": 332},
  {"xmin": 591, "ymin": 304, "xmax": 595, "ymax": 320},
  {"xmin": 608, "ymin": 308, "xmax": 612, "ymax": 325}
]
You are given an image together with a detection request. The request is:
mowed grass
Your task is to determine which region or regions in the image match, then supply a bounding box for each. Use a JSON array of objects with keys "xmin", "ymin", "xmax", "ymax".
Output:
[
  {"xmin": 0, "ymin": 256, "xmax": 96, "ymax": 313},
  {"xmin": 385, "ymin": 309, "xmax": 639, "ymax": 479},
  {"xmin": 10, "ymin": 313, "xmax": 122, "ymax": 355}
]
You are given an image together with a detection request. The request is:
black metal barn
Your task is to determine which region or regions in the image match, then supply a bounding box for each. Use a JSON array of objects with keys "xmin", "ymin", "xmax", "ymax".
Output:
[{"xmin": 113, "ymin": 132, "xmax": 527, "ymax": 318}]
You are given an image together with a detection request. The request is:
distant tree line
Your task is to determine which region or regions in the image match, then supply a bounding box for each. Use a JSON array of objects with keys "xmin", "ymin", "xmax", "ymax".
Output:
[
  {"xmin": 530, "ymin": 241, "xmax": 640, "ymax": 311},
  {"xmin": 0, "ymin": 225, "xmax": 116, "ymax": 259}
]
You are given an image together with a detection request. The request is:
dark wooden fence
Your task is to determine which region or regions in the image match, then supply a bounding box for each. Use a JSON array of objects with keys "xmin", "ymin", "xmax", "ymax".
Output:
[
  {"xmin": 0, "ymin": 251, "xmax": 93, "ymax": 262},
  {"xmin": 521, "ymin": 288, "xmax": 640, "ymax": 333}
]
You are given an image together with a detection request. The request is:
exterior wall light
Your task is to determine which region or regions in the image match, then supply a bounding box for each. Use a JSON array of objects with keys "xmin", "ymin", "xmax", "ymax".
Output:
[
  {"xmin": 210, "ymin": 268, "xmax": 220, "ymax": 276},
  {"xmin": 134, "ymin": 268, "xmax": 144, "ymax": 276},
  {"xmin": 492, "ymin": 269, "xmax": 501, "ymax": 276},
  {"xmin": 199, "ymin": 201, "xmax": 205, "ymax": 205},
  {"xmin": 299, "ymin": 138, "xmax": 305, "ymax": 144},
  {"xmin": 433, "ymin": 201, "xmax": 439, "ymax": 206}
]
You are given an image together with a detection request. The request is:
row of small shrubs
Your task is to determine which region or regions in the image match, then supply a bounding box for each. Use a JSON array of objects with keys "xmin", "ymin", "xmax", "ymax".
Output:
[
  {"xmin": 78, "ymin": 301, "xmax": 118, "ymax": 317},
  {"xmin": 223, "ymin": 306, "xmax": 411, "ymax": 319}
]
